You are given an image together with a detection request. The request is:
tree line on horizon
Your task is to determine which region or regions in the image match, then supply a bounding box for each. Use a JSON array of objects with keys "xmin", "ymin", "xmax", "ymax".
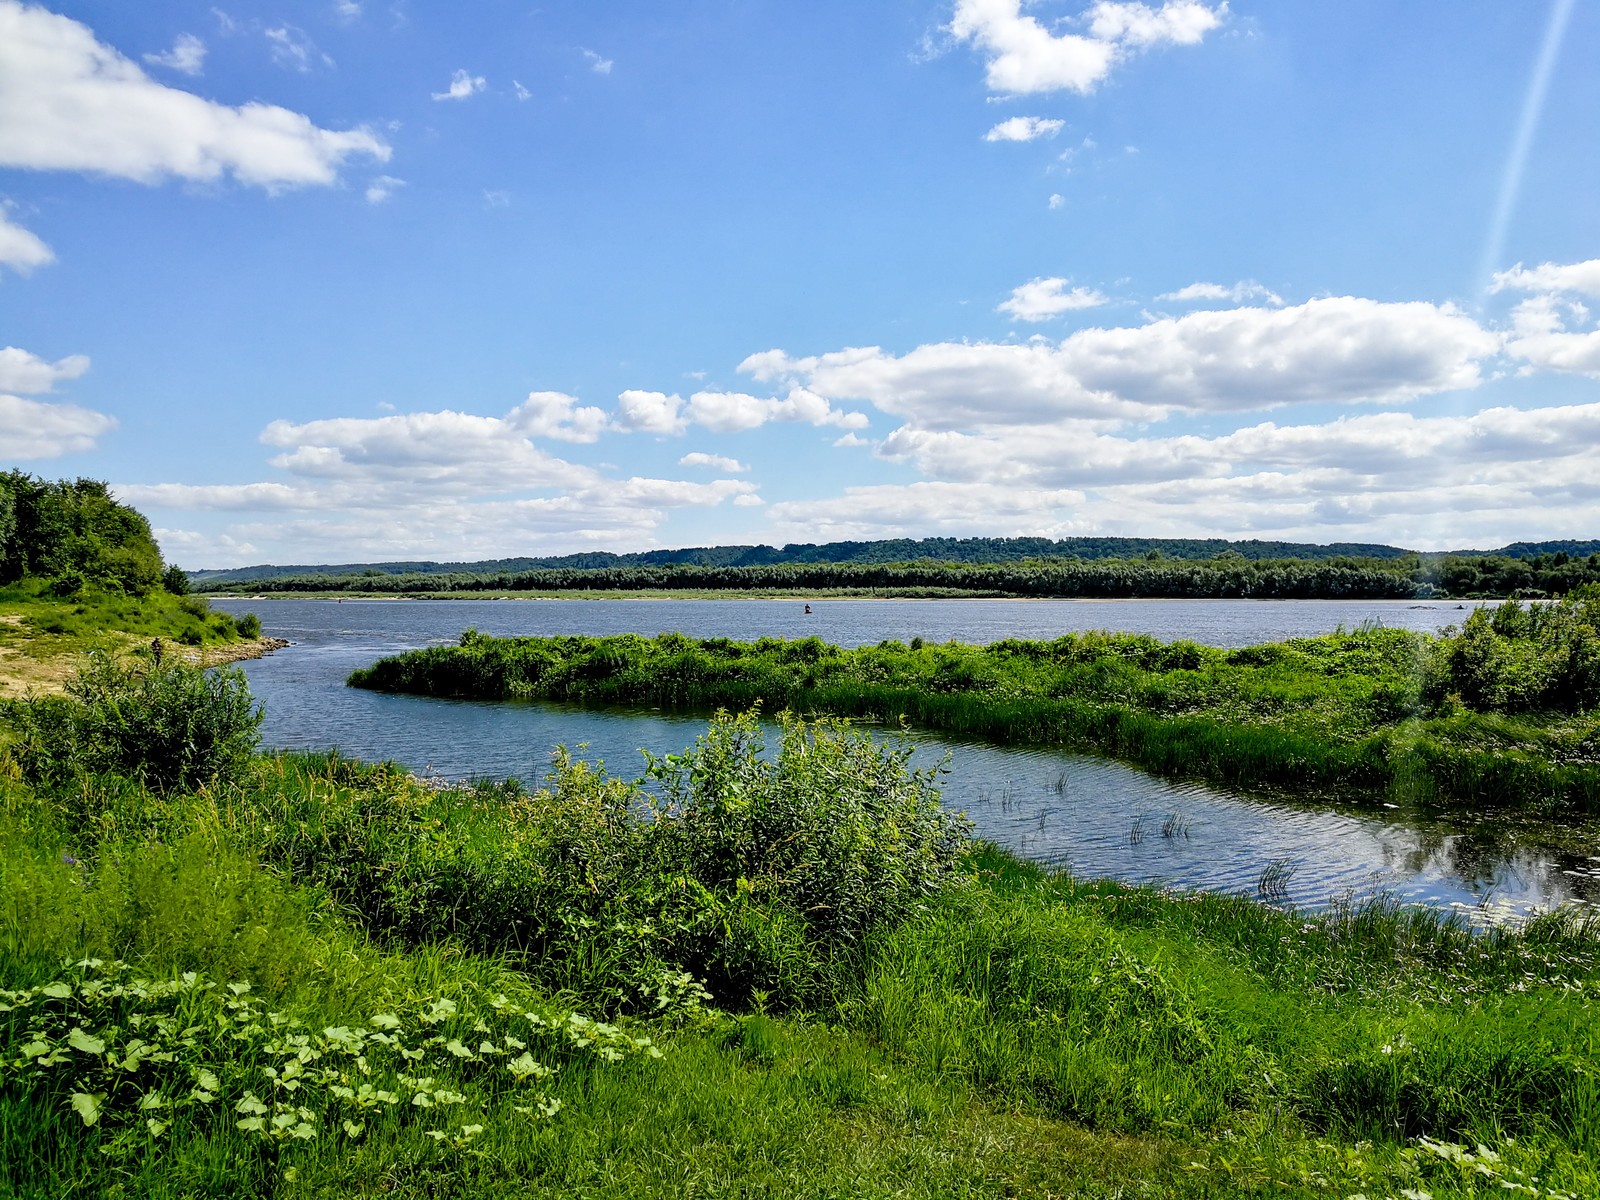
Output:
[{"xmin": 191, "ymin": 550, "xmax": 1600, "ymax": 601}]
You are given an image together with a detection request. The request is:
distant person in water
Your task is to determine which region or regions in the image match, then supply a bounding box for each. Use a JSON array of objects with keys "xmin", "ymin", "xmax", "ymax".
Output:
[{"xmin": 804, "ymin": 604, "xmax": 812, "ymax": 614}]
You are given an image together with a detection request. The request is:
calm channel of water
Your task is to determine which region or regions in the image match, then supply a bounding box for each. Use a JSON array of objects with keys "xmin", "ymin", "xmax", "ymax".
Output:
[{"xmin": 210, "ymin": 597, "xmax": 1600, "ymax": 923}]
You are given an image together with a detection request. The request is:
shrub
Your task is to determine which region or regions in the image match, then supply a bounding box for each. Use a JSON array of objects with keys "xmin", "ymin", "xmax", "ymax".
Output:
[
  {"xmin": 2, "ymin": 651, "xmax": 262, "ymax": 793},
  {"xmin": 161, "ymin": 564, "xmax": 190, "ymax": 595},
  {"xmin": 226, "ymin": 712, "xmax": 970, "ymax": 1010},
  {"xmin": 234, "ymin": 612, "xmax": 262, "ymax": 639}
]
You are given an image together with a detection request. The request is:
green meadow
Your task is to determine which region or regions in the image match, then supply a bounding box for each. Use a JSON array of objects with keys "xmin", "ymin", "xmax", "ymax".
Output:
[{"xmin": 4, "ymin": 657, "xmax": 1599, "ymax": 1198}]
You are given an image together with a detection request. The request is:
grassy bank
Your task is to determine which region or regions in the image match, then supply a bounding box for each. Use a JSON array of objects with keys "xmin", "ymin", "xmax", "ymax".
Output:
[
  {"xmin": 0, "ymin": 578, "xmax": 269, "ymax": 698},
  {"xmin": 347, "ymin": 593, "xmax": 1600, "ymax": 814},
  {"xmin": 4, "ymin": 660, "xmax": 1599, "ymax": 1197}
]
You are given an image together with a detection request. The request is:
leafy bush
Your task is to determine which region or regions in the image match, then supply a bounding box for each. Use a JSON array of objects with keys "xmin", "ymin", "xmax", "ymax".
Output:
[
  {"xmin": 1434, "ymin": 588, "xmax": 1600, "ymax": 713},
  {"xmin": 161, "ymin": 565, "xmax": 189, "ymax": 595},
  {"xmin": 225, "ymin": 712, "xmax": 970, "ymax": 1010},
  {"xmin": 3, "ymin": 652, "xmax": 262, "ymax": 793},
  {"xmin": 234, "ymin": 612, "xmax": 262, "ymax": 639}
]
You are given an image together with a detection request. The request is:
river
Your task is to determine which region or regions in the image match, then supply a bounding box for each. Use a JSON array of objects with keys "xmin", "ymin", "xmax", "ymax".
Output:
[{"xmin": 210, "ymin": 596, "xmax": 1600, "ymax": 923}]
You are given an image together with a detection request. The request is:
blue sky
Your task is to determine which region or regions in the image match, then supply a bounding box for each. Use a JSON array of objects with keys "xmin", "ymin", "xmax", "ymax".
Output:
[{"xmin": 2, "ymin": 0, "xmax": 1598, "ymax": 565}]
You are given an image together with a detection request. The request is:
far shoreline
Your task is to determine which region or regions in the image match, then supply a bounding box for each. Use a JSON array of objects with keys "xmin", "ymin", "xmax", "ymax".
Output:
[{"xmin": 204, "ymin": 590, "xmax": 1487, "ymax": 605}]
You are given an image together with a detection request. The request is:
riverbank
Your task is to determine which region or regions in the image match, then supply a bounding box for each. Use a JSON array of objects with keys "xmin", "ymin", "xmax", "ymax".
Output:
[
  {"xmin": 0, "ymin": 581, "xmax": 282, "ymax": 697},
  {"xmin": 347, "ymin": 596, "xmax": 1600, "ymax": 813},
  {"xmin": 3, "ymin": 691, "xmax": 1597, "ymax": 1198}
]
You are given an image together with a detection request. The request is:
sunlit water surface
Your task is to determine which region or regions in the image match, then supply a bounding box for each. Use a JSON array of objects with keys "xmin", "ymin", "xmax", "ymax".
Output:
[{"xmin": 212, "ymin": 597, "xmax": 1600, "ymax": 923}]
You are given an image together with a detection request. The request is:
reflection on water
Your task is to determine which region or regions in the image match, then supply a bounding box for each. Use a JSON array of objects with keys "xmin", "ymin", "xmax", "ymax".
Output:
[{"xmin": 212, "ymin": 597, "xmax": 1600, "ymax": 924}]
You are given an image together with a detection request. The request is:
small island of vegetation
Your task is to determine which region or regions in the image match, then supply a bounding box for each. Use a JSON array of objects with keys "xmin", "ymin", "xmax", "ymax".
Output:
[{"xmin": 349, "ymin": 589, "xmax": 1600, "ymax": 813}]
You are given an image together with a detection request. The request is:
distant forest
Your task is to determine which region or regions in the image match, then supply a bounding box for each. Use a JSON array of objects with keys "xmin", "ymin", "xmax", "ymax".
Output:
[{"xmin": 190, "ymin": 535, "xmax": 1600, "ymax": 601}]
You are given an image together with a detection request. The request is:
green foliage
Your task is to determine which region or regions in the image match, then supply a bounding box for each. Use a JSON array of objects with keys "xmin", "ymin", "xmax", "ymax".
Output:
[
  {"xmin": 0, "ymin": 473, "xmax": 164, "ymax": 594},
  {"xmin": 160, "ymin": 565, "xmax": 189, "ymax": 596},
  {"xmin": 1432, "ymin": 589, "xmax": 1600, "ymax": 713},
  {"xmin": 1, "ymin": 958, "xmax": 658, "ymax": 1170},
  {"xmin": 349, "ymin": 623, "xmax": 1600, "ymax": 811},
  {"xmin": 4, "ymin": 652, "xmax": 262, "ymax": 793},
  {"xmin": 214, "ymin": 712, "xmax": 969, "ymax": 1010},
  {"xmin": 234, "ymin": 612, "xmax": 262, "ymax": 639}
]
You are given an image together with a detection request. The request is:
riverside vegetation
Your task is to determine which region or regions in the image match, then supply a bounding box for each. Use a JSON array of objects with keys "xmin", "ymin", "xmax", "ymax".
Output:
[
  {"xmin": 348, "ymin": 588, "xmax": 1600, "ymax": 815},
  {"xmin": 0, "ymin": 473, "xmax": 268, "ymax": 697},
  {"xmin": 3, "ymin": 655, "xmax": 1599, "ymax": 1198}
]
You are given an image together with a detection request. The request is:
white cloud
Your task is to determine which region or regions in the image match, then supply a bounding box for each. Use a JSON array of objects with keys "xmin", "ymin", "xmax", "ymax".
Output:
[
  {"xmin": 745, "ymin": 297, "xmax": 1497, "ymax": 429},
  {"xmin": 0, "ymin": 394, "xmax": 117, "ymax": 459},
  {"xmin": 0, "ymin": 2, "xmax": 388, "ymax": 188},
  {"xmin": 614, "ymin": 390, "xmax": 686, "ymax": 436},
  {"xmin": 680, "ymin": 451, "xmax": 750, "ymax": 473},
  {"xmin": 984, "ymin": 115, "xmax": 1065, "ymax": 142},
  {"xmin": 0, "ymin": 209, "xmax": 53, "ymax": 275},
  {"xmin": 364, "ymin": 174, "xmax": 404, "ymax": 203},
  {"xmin": 732, "ymin": 493, "xmax": 765, "ymax": 507},
  {"xmin": 582, "ymin": 49, "xmax": 613, "ymax": 75},
  {"xmin": 332, "ymin": 1, "xmax": 362, "ymax": 22},
  {"xmin": 1158, "ymin": 279, "xmax": 1284, "ymax": 306},
  {"xmin": 143, "ymin": 33, "xmax": 206, "ymax": 76},
  {"xmin": 509, "ymin": 391, "xmax": 610, "ymax": 443},
  {"xmin": 512, "ymin": 80, "xmax": 531, "ymax": 101},
  {"xmin": 0, "ymin": 344, "xmax": 110, "ymax": 458},
  {"xmin": 482, "ymin": 189, "xmax": 511, "ymax": 208},
  {"xmin": 0, "ymin": 346, "xmax": 90, "ymax": 393},
  {"xmin": 684, "ymin": 388, "xmax": 868, "ymax": 433},
  {"xmin": 949, "ymin": 0, "xmax": 1226, "ymax": 95},
  {"xmin": 1047, "ymin": 193, "xmax": 1065, "ymax": 209},
  {"xmin": 433, "ymin": 68, "xmax": 486, "ymax": 101},
  {"xmin": 768, "ymin": 481, "xmax": 1089, "ymax": 542},
  {"xmin": 264, "ymin": 26, "xmax": 330, "ymax": 73},
  {"xmin": 1503, "ymin": 295, "xmax": 1600, "ymax": 378},
  {"xmin": 125, "ymin": 398, "xmax": 763, "ymax": 564},
  {"xmin": 997, "ymin": 276, "xmax": 1109, "ymax": 320},
  {"xmin": 1490, "ymin": 258, "xmax": 1600, "ymax": 297}
]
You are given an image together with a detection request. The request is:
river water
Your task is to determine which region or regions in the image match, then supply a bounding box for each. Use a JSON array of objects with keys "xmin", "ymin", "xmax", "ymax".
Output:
[{"xmin": 210, "ymin": 596, "xmax": 1600, "ymax": 923}]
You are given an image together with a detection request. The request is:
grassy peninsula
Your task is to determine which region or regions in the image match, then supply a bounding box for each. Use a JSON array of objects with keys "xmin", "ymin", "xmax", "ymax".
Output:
[
  {"xmin": 348, "ymin": 590, "xmax": 1600, "ymax": 813},
  {"xmin": 4, "ymin": 659, "xmax": 1599, "ymax": 1198}
]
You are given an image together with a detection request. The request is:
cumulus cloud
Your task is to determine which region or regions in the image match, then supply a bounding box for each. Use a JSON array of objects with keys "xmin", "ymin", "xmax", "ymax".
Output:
[
  {"xmin": 997, "ymin": 276, "xmax": 1109, "ymax": 320},
  {"xmin": 0, "ymin": 344, "xmax": 111, "ymax": 458},
  {"xmin": 0, "ymin": 2, "xmax": 388, "ymax": 188},
  {"xmin": 684, "ymin": 388, "xmax": 869, "ymax": 433},
  {"xmin": 125, "ymin": 398, "xmax": 762, "ymax": 564},
  {"xmin": 1503, "ymin": 295, "xmax": 1600, "ymax": 378},
  {"xmin": 143, "ymin": 32, "xmax": 206, "ymax": 75},
  {"xmin": 433, "ymin": 68, "xmax": 486, "ymax": 100},
  {"xmin": 508, "ymin": 391, "xmax": 611, "ymax": 443},
  {"xmin": 1491, "ymin": 258, "xmax": 1600, "ymax": 297},
  {"xmin": 984, "ymin": 115, "xmax": 1065, "ymax": 142},
  {"xmin": 1158, "ymin": 279, "xmax": 1284, "ymax": 306},
  {"xmin": 680, "ymin": 451, "xmax": 750, "ymax": 473},
  {"xmin": 0, "ymin": 346, "xmax": 90, "ymax": 393},
  {"xmin": 614, "ymin": 390, "xmax": 686, "ymax": 436},
  {"xmin": 582, "ymin": 49, "xmax": 613, "ymax": 75},
  {"xmin": 0, "ymin": 210, "xmax": 53, "ymax": 275},
  {"xmin": 0, "ymin": 394, "xmax": 117, "ymax": 459},
  {"xmin": 950, "ymin": 0, "xmax": 1226, "ymax": 95},
  {"xmin": 744, "ymin": 297, "xmax": 1497, "ymax": 429}
]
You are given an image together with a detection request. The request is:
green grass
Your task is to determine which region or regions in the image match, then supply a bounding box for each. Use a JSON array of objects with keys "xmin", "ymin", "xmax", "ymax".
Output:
[
  {"xmin": 4, "ymin": 719, "xmax": 1600, "ymax": 1198},
  {"xmin": 346, "ymin": 620, "xmax": 1600, "ymax": 813}
]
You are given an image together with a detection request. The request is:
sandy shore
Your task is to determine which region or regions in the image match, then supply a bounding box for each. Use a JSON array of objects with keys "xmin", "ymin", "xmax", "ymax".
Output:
[{"xmin": 0, "ymin": 634, "xmax": 290, "ymax": 699}]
